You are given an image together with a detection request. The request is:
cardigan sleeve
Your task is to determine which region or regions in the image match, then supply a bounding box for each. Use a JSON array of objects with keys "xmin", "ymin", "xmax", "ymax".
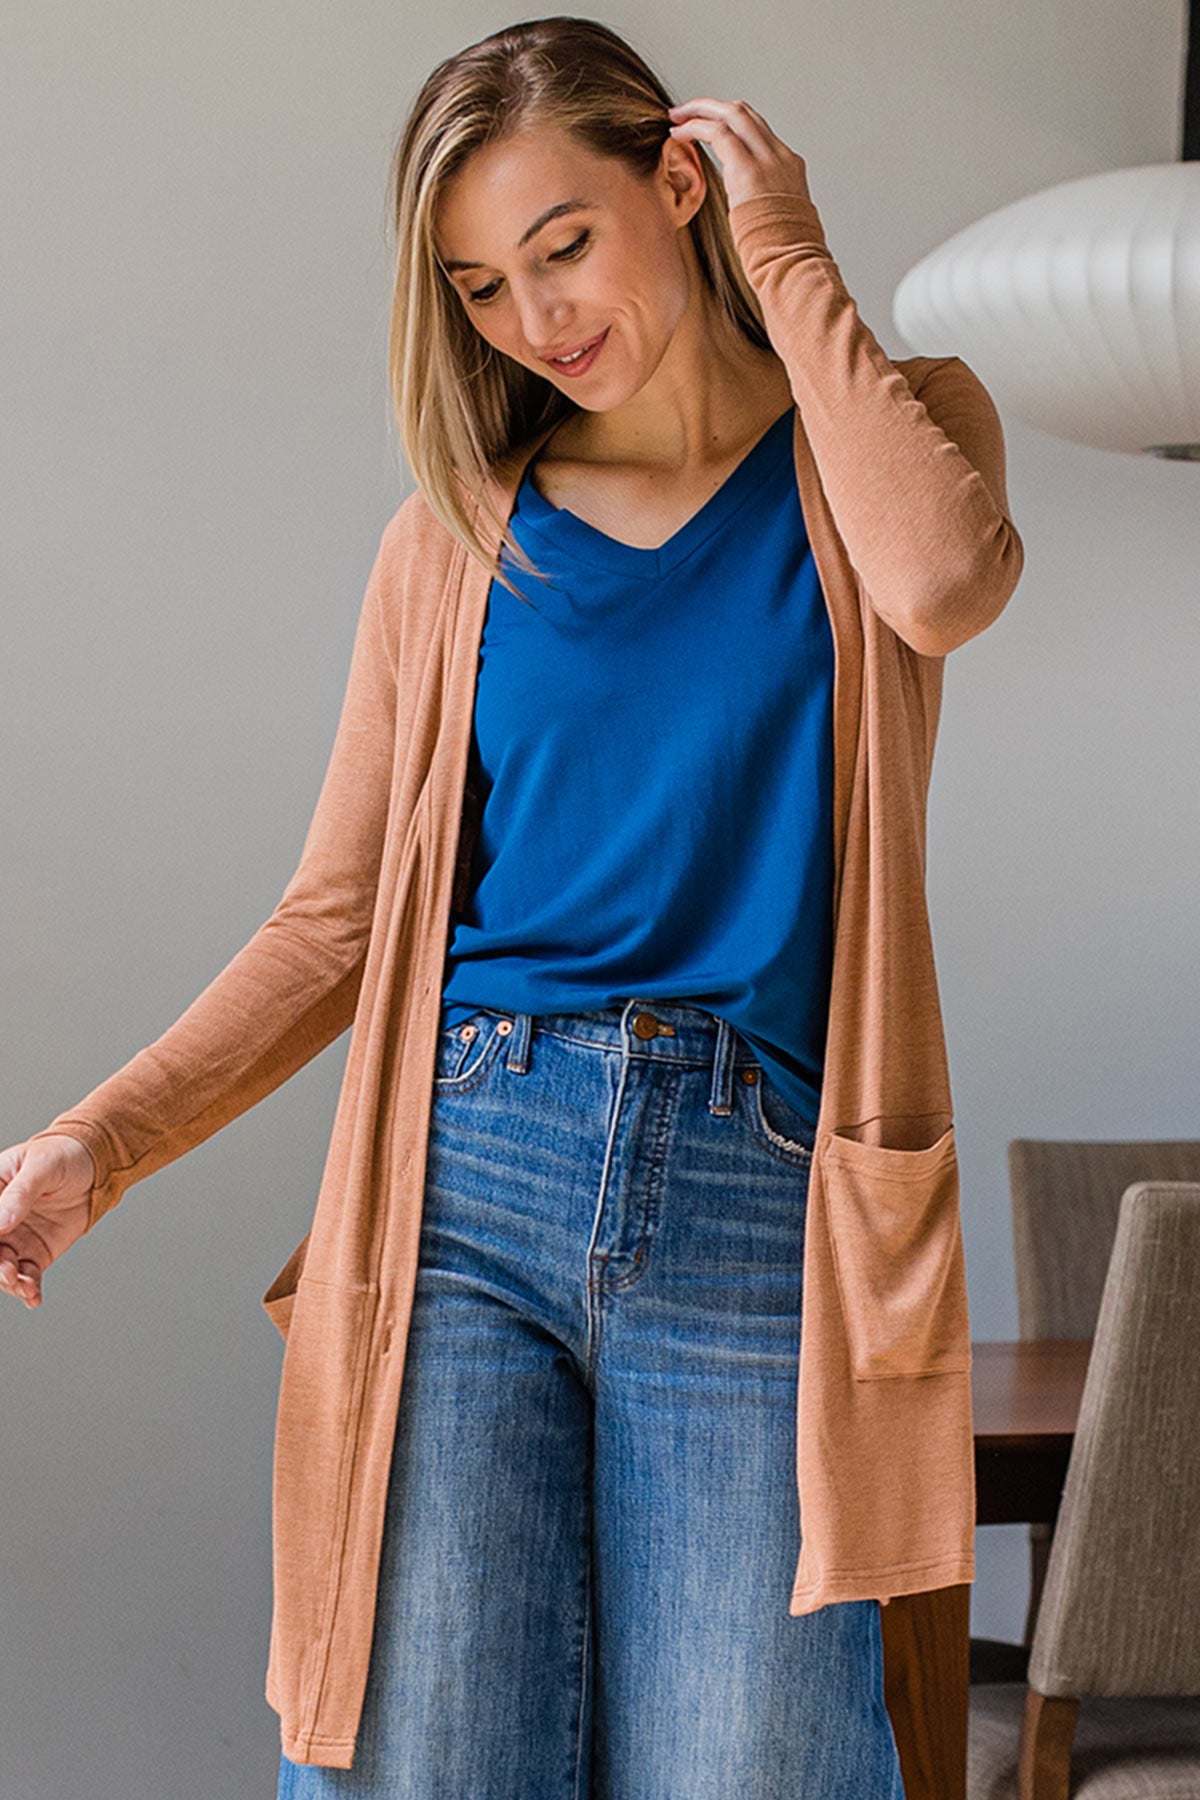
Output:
[
  {"xmin": 27, "ymin": 506, "xmax": 408, "ymax": 1232},
  {"xmin": 728, "ymin": 190, "xmax": 1025, "ymax": 656}
]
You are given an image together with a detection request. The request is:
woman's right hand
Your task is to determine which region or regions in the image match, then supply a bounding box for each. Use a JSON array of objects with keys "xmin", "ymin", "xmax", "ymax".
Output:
[{"xmin": 0, "ymin": 1134, "xmax": 97, "ymax": 1310}]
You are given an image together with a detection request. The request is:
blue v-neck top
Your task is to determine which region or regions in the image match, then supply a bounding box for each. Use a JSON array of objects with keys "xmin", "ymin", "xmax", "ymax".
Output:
[{"xmin": 440, "ymin": 402, "xmax": 835, "ymax": 1129}]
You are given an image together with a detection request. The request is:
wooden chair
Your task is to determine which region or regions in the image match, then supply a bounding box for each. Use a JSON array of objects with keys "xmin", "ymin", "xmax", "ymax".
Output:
[{"xmin": 968, "ymin": 1179, "xmax": 1200, "ymax": 1797}]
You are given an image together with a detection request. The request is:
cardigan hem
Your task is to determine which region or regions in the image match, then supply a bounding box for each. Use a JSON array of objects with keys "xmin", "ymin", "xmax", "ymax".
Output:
[
  {"xmin": 278, "ymin": 1726, "xmax": 357, "ymax": 1770},
  {"xmin": 790, "ymin": 1554, "xmax": 976, "ymax": 1615},
  {"xmin": 268, "ymin": 1554, "xmax": 981, "ymax": 1767},
  {"xmin": 270, "ymin": 1673, "xmax": 360, "ymax": 1770}
]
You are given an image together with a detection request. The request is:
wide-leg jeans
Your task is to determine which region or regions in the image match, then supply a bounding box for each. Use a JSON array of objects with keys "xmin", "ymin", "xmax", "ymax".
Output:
[{"xmin": 277, "ymin": 997, "xmax": 905, "ymax": 1799}]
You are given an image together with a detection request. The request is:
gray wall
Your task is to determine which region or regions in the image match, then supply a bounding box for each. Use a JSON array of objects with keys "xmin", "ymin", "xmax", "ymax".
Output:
[{"xmin": 3, "ymin": 3, "xmax": 1195, "ymax": 1794}]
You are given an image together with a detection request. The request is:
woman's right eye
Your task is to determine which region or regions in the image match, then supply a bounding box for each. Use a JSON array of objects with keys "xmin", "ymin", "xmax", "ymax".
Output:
[{"xmin": 466, "ymin": 231, "xmax": 591, "ymax": 306}]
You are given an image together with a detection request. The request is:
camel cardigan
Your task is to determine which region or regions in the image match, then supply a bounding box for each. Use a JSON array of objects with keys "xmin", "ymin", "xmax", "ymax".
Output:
[{"xmin": 31, "ymin": 186, "xmax": 1025, "ymax": 1768}]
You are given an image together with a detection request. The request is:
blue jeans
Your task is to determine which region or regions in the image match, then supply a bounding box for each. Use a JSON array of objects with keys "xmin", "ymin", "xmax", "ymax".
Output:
[{"xmin": 277, "ymin": 998, "xmax": 905, "ymax": 1799}]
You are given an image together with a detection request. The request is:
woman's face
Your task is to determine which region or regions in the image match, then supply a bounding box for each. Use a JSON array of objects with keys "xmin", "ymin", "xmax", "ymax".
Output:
[{"xmin": 433, "ymin": 122, "xmax": 706, "ymax": 408}]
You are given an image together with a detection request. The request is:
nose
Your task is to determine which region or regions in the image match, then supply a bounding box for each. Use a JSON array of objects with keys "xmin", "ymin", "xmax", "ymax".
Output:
[{"xmin": 514, "ymin": 291, "xmax": 574, "ymax": 360}]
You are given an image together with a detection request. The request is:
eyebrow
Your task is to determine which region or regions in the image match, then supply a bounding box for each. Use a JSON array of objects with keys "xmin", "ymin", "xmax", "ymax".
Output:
[{"xmin": 440, "ymin": 200, "xmax": 597, "ymax": 273}]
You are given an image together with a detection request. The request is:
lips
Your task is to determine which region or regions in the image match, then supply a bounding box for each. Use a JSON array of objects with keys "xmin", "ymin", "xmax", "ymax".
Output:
[{"xmin": 541, "ymin": 329, "xmax": 607, "ymax": 365}]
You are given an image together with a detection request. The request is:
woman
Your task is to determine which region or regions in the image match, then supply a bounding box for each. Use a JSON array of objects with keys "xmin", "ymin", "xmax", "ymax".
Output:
[{"xmin": 1, "ymin": 16, "xmax": 1024, "ymax": 1796}]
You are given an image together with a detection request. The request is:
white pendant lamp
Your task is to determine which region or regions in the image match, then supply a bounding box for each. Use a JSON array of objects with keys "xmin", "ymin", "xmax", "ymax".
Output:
[{"xmin": 892, "ymin": 2, "xmax": 1200, "ymax": 460}]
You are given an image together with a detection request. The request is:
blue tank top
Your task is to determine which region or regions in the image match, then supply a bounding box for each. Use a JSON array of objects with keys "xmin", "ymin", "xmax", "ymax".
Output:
[{"xmin": 440, "ymin": 402, "xmax": 835, "ymax": 1129}]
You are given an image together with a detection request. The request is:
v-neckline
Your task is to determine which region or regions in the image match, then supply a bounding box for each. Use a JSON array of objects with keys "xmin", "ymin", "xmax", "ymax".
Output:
[{"xmin": 515, "ymin": 404, "xmax": 797, "ymax": 579}]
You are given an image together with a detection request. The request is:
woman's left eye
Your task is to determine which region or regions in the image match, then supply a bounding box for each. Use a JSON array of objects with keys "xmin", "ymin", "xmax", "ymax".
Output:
[
  {"xmin": 553, "ymin": 229, "xmax": 591, "ymax": 262},
  {"xmin": 466, "ymin": 231, "xmax": 591, "ymax": 305}
]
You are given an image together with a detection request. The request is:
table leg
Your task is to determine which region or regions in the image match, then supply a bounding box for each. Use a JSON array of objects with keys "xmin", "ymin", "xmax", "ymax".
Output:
[{"xmin": 880, "ymin": 1585, "xmax": 970, "ymax": 1800}]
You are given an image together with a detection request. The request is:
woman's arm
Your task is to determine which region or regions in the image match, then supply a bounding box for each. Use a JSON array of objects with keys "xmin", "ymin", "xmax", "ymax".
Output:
[
  {"xmin": 728, "ymin": 188, "xmax": 1024, "ymax": 656},
  {"xmin": 27, "ymin": 502, "xmax": 411, "ymax": 1231},
  {"xmin": 665, "ymin": 99, "xmax": 1022, "ymax": 656}
]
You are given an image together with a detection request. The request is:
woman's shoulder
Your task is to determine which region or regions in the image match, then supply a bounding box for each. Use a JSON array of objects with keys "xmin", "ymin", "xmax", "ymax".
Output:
[
  {"xmin": 362, "ymin": 490, "xmax": 460, "ymax": 663},
  {"xmin": 373, "ymin": 422, "xmax": 559, "ymax": 585},
  {"xmin": 379, "ymin": 484, "xmax": 444, "ymax": 557}
]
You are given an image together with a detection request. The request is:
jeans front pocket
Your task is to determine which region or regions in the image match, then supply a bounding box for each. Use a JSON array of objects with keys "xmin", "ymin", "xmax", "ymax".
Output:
[
  {"xmin": 746, "ymin": 1070, "xmax": 818, "ymax": 1166},
  {"xmin": 819, "ymin": 1124, "xmax": 971, "ymax": 1380},
  {"xmin": 433, "ymin": 1010, "xmax": 511, "ymax": 1092}
]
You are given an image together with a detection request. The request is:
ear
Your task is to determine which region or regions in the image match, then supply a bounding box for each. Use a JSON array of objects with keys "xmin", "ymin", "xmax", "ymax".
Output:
[{"xmin": 658, "ymin": 136, "xmax": 708, "ymax": 226}]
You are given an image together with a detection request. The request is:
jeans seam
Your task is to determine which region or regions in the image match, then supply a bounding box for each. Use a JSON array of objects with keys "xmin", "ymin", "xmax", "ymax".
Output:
[
  {"xmin": 600, "ymin": 1071, "xmax": 679, "ymax": 1292},
  {"xmin": 584, "ymin": 1052, "xmax": 629, "ymax": 1380},
  {"xmin": 571, "ymin": 1418, "xmax": 595, "ymax": 1800},
  {"xmin": 528, "ymin": 1023, "xmax": 760, "ymax": 1070}
]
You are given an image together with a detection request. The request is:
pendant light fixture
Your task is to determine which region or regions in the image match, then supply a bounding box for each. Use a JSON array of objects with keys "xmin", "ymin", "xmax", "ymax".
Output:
[{"xmin": 892, "ymin": 0, "xmax": 1200, "ymax": 459}]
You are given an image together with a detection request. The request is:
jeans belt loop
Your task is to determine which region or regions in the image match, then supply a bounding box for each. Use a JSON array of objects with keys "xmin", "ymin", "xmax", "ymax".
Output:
[
  {"xmin": 708, "ymin": 1015, "xmax": 736, "ymax": 1116},
  {"xmin": 505, "ymin": 1010, "xmax": 533, "ymax": 1074}
]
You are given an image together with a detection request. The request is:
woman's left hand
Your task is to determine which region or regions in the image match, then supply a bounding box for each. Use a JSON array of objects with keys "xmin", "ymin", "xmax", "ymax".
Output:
[{"xmin": 666, "ymin": 98, "xmax": 811, "ymax": 211}]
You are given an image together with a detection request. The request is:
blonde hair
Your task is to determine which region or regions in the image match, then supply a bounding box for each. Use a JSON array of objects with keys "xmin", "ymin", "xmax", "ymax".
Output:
[{"xmin": 386, "ymin": 16, "xmax": 773, "ymax": 601}]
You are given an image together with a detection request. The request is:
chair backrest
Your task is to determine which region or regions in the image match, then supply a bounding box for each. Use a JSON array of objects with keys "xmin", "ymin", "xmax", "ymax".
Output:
[
  {"xmin": 1008, "ymin": 1139, "xmax": 1200, "ymax": 1338},
  {"xmin": 1026, "ymin": 1181, "xmax": 1200, "ymax": 1698}
]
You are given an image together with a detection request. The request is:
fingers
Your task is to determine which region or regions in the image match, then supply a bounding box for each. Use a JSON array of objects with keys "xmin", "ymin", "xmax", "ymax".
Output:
[
  {"xmin": 668, "ymin": 98, "xmax": 771, "ymax": 138},
  {"xmin": 0, "ymin": 1246, "xmax": 41, "ymax": 1308},
  {"xmin": 0, "ymin": 1160, "xmax": 29, "ymax": 1234},
  {"xmin": 670, "ymin": 97, "xmax": 753, "ymax": 113},
  {"xmin": 0, "ymin": 1172, "xmax": 37, "ymax": 1304}
]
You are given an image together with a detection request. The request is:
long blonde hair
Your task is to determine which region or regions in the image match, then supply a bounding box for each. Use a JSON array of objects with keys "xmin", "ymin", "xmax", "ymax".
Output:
[{"xmin": 386, "ymin": 16, "xmax": 772, "ymax": 600}]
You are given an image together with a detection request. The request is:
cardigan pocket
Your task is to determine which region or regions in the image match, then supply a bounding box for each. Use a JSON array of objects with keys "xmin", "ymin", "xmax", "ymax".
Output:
[
  {"xmin": 261, "ymin": 1228, "xmax": 312, "ymax": 1343},
  {"xmin": 819, "ymin": 1125, "xmax": 971, "ymax": 1380}
]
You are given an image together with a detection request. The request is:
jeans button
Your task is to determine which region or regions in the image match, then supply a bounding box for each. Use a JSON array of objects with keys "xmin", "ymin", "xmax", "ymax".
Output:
[{"xmin": 632, "ymin": 1010, "xmax": 660, "ymax": 1040}]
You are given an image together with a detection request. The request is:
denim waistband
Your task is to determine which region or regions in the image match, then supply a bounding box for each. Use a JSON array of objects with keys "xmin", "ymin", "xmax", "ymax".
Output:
[{"xmin": 440, "ymin": 997, "xmax": 763, "ymax": 1117}]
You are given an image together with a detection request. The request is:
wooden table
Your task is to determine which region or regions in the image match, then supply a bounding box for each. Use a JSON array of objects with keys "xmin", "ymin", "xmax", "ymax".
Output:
[{"xmin": 879, "ymin": 1339, "xmax": 1093, "ymax": 1800}]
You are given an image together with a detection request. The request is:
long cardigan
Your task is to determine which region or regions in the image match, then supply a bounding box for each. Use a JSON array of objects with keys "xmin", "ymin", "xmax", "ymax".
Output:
[{"xmin": 31, "ymin": 187, "xmax": 1025, "ymax": 1768}]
